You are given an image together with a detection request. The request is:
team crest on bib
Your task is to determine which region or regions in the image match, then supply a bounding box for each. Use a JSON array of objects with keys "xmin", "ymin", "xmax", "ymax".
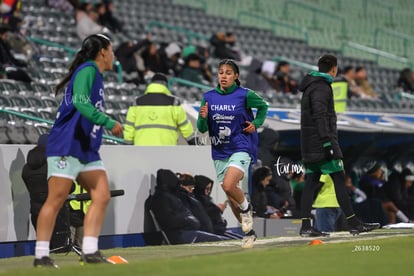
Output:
[{"xmin": 57, "ymin": 157, "xmax": 67, "ymax": 169}]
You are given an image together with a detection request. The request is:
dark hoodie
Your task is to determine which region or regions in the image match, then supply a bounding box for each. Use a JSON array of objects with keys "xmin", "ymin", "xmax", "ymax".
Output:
[
  {"xmin": 150, "ymin": 169, "xmax": 200, "ymax": 231},
  {"xmin": 383, "ymin": 168, "xmax": 414, "ymax": 213},
  {"xmin": 299, "ymin": 71, "xmax": 342, "ymax": 163},
  {"xmin": 22, "ymin": 145, "xmax": 48, "ymax": 218},
  {"xmin": 257, "ymin": 127, "xmax": 279, "ymax": 167},
  {"xmin": 193, "ymin": 175, "xmax": 227, "ymax": 235},
  {"xmin": 21, "ymin": 141, "xmax": 69, "ymax": 249}
]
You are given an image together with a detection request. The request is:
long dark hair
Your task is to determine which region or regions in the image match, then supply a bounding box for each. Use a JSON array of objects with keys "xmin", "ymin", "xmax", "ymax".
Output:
[
  {"xmin": 55, "ymin": 34, "xmax": 111, "ymax": 95},
  {"xmin": 252, "ymin": 166, "xmax": 272, "ymax": 191},
  {"xmin": 218, "ymin": 59, "xmax": 240, "ymax": 86}
]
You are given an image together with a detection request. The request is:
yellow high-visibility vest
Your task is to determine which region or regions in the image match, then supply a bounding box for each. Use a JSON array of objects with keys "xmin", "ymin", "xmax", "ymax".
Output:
[
  {"xmin": 331, "ymin": 81, "xmax": 348, "ymax": 113},
  {"xmin": 69, "ymin": 181, "xmax": 90, "ymax": 214},
  {"xmin": 312, "ymin": 175, "xmax": 340, "ymax": 208},
  {"xmin": 123, "ymin": 83, "xmax": 194, "ymax": 145}
]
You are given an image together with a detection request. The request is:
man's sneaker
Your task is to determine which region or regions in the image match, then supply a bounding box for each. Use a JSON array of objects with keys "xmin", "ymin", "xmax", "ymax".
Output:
[
  {"xmin": 241, "ymin": 229, "xmax": 257, "ymax": 249},
  {"xmin": 299, "ymin": 227, "xmax": 330, "ymax": 237},
  {"xmin": 80, "ymin": 251, "xmax": 110, "ymax": 265},
  {"xmin": 33, "ymin": 256, "xmax": 59, "ymax": 268},
  {"xmin": 240, "ymin": 204, "xmax": 253, "ymax": 234},
  {"xmin": 350, "ymin": 222, "xmax": 380, "ymax": 235}
]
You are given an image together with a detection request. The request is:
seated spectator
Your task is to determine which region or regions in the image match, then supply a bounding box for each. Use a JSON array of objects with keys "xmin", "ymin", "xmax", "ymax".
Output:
[
  {"xmin": 176, "ymin": 173, "xmax": 214, "ymax": 233},
  {"xmin": 115, "ymin": 36, "xmax": 151, "ymax": 85},
  {"xmin": 0, "ymin": 0, "xmax": 21, "ymax": 32},
  {"xmin": 141, "ymin": 42, "xmax": 164, "ymax": 79},
  {"xmin": 158, "ymin": 42, "xmax": 182, "ymax": 76},
  {"xmin": 148, "ymin": 169, "xmax": 229, "ymax": 244},
  {"xmin": 396, "ymin": 68, "xmax": 414, "ymax": 93},
  {"xmin": 265, "ymin": 156, "xmax": 296, "ymax": 215},
  {"xmin": 76, "ymin": 3, "xmax": 110, "ymax": 40},
  {"xmin": 245, "ymin": 58, "xmax": 273, "ymax": 93},
  {"xmin": 345, "ymin": 173, "xmax": 367, "ymax": 204},
  {"xmin": 193, "ymin": 175, "xmax": 229, "ymax": 236},
  {"xmin": 182, "ymin": 44, "xmax": 214, "ymax": 84},
  {"xmin": 209, "ymin": 32, "xmax": 239, "ymax": 61},
  {"xmin": 383, "ymin": 167, "xmax": 414, "ymax": 221},
  {"xmin": 0, "ymin": 24, "xmax": 31, "ymax": 82},
  {"xmin": 354, "ymin": 66, "xmax": 378, "ymax": 99},
  {"xmin": 358, "ymin": 161, "xmax": 409, "ymax": 225},
  {"xmin": 251, "ymin": 166, "xmax": 281, "ymax": 219},
  {"xmin": 273, "ymin": 61, "xmax": 298, "ymax": 94},
  {"xmin": 334, "ymin": 65, "xmax": 363, "ymax": 98},
  {"xmin": 96, "ymin": 0, "xmax": 122, "ymax": 33},
  {"xmin": 178, "ymin": 53, "xmax": 205, "ymax": 85},
  {"xmin": 123, "ymin": 73, "xmax": 196, "ymax": 146},
  {"xmin": 196, "ymin": 45, "xmax": 213, "ymax": 84}
]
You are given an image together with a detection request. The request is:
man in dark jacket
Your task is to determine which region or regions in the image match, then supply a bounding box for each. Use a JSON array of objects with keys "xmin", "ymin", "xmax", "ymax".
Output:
[
  {"xmin": 299, "ymin": 54, "xmax": 379, "ymax": 237},
  {"xmin": 22, "ymin": 134, "xmax": 68, "ymax": 250},
  {"xmin": 176, "ymin": 173, "xmax": 214, "ymax": 233},
  {"xmin": 384, "ymin": 167, "xmax": 414, "ymax": 221},
  {"xmin": 193, "ymin": 175, "xmax": 227, "ymax": 235},
  {"xmin": 114, "ymin": 37, "xmax": 151, "ymax": 85},
  {"xmin": 149, "ymin": 169, "xmax": 228, "ymax": 244}
]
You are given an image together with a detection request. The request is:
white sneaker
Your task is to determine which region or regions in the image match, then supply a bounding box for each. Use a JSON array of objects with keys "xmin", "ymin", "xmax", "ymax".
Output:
[
  {"xmin": 240, "ymin": 205, "xmax": 253, "ymax": 234},
  {"xmin": 241, "ymin": 232, "xmax": 257, "ymax": 249}
]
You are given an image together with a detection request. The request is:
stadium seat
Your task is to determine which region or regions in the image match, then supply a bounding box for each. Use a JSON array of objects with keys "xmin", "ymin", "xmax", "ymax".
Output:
[
  {"xmin": 0, "ymin": 120, "xmax": 11, "ymax": 144},
  {"xmin": 0, "ymin": 95, "xmax": 11, "ymax": 108},
  {"xmin": 6, "ymin": 121, "xmax": 27, "ymax": 144},
  {"xmin": 24, "ymin": 123, "xmax": 40, "ymax": 144}
]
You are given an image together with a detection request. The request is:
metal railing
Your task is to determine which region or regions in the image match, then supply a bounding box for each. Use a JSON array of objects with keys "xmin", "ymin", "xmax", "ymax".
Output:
[
  {"xmin": 341, "ymin": 41, "xmax": 412, "ymax": 68},
  {"xmin": 282, "ymin": 0, "xmax": 347, "ymax": 38},
  {"xmin": 147, "ymin": 20, "xmax": 209, "ymax": 46},
  {"xmin": 168, "ymin": 77, "xmax": 212, "ymax": 91},
  {"xmin": 0, "ymin": 108, "xmax": 125, "ymax": 144},
  {"xmin": 373, "ymin": 28, "xmax": 414, "ymax": 58},
  {"xmin": 27, "ymin": 37, "xmax": 124, "ymax": 83},
  {"xmin": 237, "ymin": 11, "xmax": 309, "ymax": 43}
]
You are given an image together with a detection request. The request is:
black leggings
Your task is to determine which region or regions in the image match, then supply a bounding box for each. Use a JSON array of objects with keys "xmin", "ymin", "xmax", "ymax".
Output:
[{"xmin": 300, "ymin": 171, "xmax": 355, "ymax": 219}]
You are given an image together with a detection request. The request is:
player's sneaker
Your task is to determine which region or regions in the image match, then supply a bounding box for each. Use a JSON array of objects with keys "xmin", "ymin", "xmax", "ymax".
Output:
[
  {"xmin": 80, "ymin": 251, "xmax": 110, "ymax": 265},
  {"xmin": 240, "ymin": 204, "xmax": 253, "ymax": 234},
  {"xmin": 299, "ymin": 227, "xmax": 330, "ymax": 237},
  {"xmin": 241, "ymin": 229, "xmax": 257, "ymax": 249},
  {"xmin": 349, "ymin": 222, "xmax": 380, "ymax": 235},
  {"xmin": 33, "ymin": 256, "xmax": 59, "ymax": 268}
]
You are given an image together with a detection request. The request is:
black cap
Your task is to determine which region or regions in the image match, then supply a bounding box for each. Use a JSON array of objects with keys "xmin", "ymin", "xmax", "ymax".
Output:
[{"xmin": 151, "ymin": 73, "xmax": 168, "ymax": 86}]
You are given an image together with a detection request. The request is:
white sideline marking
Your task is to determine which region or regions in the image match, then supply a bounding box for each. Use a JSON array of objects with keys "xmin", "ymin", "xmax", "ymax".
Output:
[{"xmin": 187, "ymin": 230, "xmax": 414, "ymax": 247}]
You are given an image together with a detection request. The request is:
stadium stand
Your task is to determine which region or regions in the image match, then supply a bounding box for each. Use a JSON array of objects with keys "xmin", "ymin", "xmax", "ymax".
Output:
[{"xmin": 0, "ymin": 0, "xmax": 412, "ymax": 146}]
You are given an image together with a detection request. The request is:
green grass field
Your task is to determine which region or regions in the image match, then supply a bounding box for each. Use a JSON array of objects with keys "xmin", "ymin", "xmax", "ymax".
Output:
[{"xmin": 1, "ymin": 229, "xmax": 413, "ymax": 276}]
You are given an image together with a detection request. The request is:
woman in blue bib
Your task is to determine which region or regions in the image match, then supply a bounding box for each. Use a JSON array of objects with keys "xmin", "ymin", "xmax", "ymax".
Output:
[
  {"xmin": 34, "ymin": 34, "xmax": 123, "ymax": 268},
  {"xmin": 197, "ymin": 59, "xmax": 268, "ymax": 248}
]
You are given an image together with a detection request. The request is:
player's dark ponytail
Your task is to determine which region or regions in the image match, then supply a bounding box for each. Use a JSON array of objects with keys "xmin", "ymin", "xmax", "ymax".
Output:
[{"xmin": 55, "ymin": 34, "xmax": 111, "ymax": 95}]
